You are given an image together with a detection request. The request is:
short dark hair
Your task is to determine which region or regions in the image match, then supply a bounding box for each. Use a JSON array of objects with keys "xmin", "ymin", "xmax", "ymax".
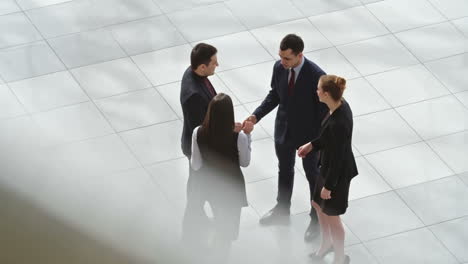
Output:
[
  {"xmin": 191, "ymin": 43, "xmax": 217, "ymax": 70},
  {"xmin": 280, "ymin": 34, "xmax": 304, "ymax": 55}
]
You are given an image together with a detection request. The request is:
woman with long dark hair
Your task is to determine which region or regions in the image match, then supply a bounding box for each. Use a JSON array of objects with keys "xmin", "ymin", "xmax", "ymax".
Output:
[
  {"xmin": 190, "ymin": 93, "xmax": 253, "ymax": 263},
  {"xmin": 298, "ymin": 75, "xmax": 358, "ymax": 264}
]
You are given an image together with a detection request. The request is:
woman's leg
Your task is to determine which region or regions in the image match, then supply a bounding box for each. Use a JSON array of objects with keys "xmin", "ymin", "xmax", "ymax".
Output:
[
  {"xmin": 312, "ymin": 201, "xmax": 332, "ymax": 255},
  {"xmin": 328, "ymin": 215, "xmax": 346, "ymax": 263}
]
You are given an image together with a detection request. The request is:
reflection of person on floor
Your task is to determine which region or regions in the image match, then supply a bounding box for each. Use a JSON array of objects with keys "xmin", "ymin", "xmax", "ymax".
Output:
[
  {"xmin": 189, "ymin": 93, "xmax": 253, "ymax": 263},
  {"xmin": 298, "ymin": 75, "xmax": 358, "ymax": 264}
]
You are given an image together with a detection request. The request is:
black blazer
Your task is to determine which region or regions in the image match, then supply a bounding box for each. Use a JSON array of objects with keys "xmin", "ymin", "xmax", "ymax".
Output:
[
  {"xmin": 180, "ymin": 67, "xmax": 216, "ymax": 157},
  {"xmin": 311, "ymin": 100, "xmax": 358, "ymax": 191},
  {"xmin": 253, "ymin": 58, "xmax": 327, "ymax": 147}
]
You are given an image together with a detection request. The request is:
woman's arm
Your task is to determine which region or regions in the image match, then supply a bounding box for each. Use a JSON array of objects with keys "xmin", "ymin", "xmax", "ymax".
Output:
[
  {"xmin": 190, "ymin": 127, "xmax": 203, "ymax": 170},
  {"xmin": 324, "ymin": 122, "xmax": 347, "ymax": 191},
  {"xmin": 238, "ymin": 131, "xmax": 252, "ymax": 167}
]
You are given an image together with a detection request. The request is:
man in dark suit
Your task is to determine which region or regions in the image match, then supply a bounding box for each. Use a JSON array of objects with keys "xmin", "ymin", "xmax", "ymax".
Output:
[
  {"xmin": 180, "ymin": 43, "xmax": 219, "ymax": 242},
  {"xmin": 245, "ymin": 34, "xmax": 327, "ymax": 241}
]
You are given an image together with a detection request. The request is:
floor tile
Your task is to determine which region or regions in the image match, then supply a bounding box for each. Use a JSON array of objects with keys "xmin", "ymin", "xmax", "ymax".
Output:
[
  {"xmin": 343, "ymin": 78, "xmax": 391, "ymax": 116},
  {"xmin": 352, "ymin": 109, "xmax": 421, "ymax": 154},
  {"xmin": 430, "ymin": 216, "xmax": 468, "ymax": 263},
  {"xmin": 251, "ymin": 19, "xmax": 331, "ymax": 57},
  {"xmin": 0, "ymin": 84, "xmax": 26, "ymax": 119},
  {"xmin": 32, "ymin": 102, "xmax": 114, "ymax": 145},
  {"xmin": 305, "ymin": 47, "xmax": 361, "ymax": 80},
  {"xmin": 349, "ymin": 157, "xmax": 392, "ymax": 201},
  {"xmin": 428, "ymin": 131, "xmax": 468, "ymax": 174},
  {"xmin": 0, "ymin": 41, "xmax": 65, "ymax": 82},
  {"xmin": 366, "ymin": 142, "xmax": 453, "ymax": 189},
  {"xmin": 428, "ymin": 0, "xmax": 468, "ymax": 19},
  {"xmin": 132, "ymin": 44, "xmax": 192, "ymax": 86},
  {"xmin": 309, "ymin": 6, "xmax": 388, "ymax": 45},
  {"xmin": 146, "ymin": 158, "xmax": 189, "ymax": 205},
  {"xmin": 460, "ymin": 172, "xmax": 468, "ymax": 186},
  {"xmin": 49, "ymin": 29, "xmax": 126, "ymax": 68},
  {"xmin": 96, "ymin": 88, "xmax": 178, "ymax": 132},
  {"xmin": 338, "ymin": 35, "xmax": 418, "ymax": 76},
  {"xmin": 246, "ymin": 170, "xmax": 311, "ymax": 216},
  {"xmin": 241, "ymin": 138, "xmax": 277, "ymax": 183},
  {"xmin": 345, "ymin": 243, "xmax": 379, "ymax": 264},
  {"xmin": 155, "ymin": 82, "xmax": 183, "ymax": 118},
  {"xmin": 425, "ymin": 53, "xmax": 468, "ymax": 93},
  {"xmin": 453, "ymin": 17, "xmax": 468, "ymax": 37},
  {"xmin": 398, "ymin": 176, "xmax": 468, "ymax": 225},
  {"xmin": 455, "ymin": 91, "xmax": 468, "ymax": 108},
  {"xmin": 199, "ymin": 31, "xmax": 273, "ymax": 72},
  {"xmin": 46, "ymin": 134, "xmax": 140, "ymax": 176},
  {"xmin": 9, "ymin": 71, "xmax": 89, "ymax": 113},
  {"xmin": 0, "ymin": 115, "xmax": 45, "ymax": 149},
  {"xmin": 0, "ymin": 0, "xmax": 20, "ymax": 15},
  {"xmin": 367, "ymin": 0, "xmax": 445, "ymax": 32},
  {"xmin": 26, "ymin": 0, "xmax": 162, "ymax": 38},
  {"xmin": 291, "ymin": 0, "xmax": 362, "ymax": 16},
  {"xmin": 396, "ymin": 22, "xmax": 468, "ymax": 62},
  {"xmin": 343, "ymin": 191, "xmax": 424, "ymax": 241},
  {"xmin": 0, "ymin": 13, "xmax": 42, "ymax": 49},
  {"xmin": 71, "ymin": 58, "xmax": 151, "ymax": 99},
  {"xmin": 396, "ymin": 95, "xmax": 468, "ymax": 139},
  {"xmin": 217, "ymin": 61, "xmax": 272, "ymax": 104},
  {"xmin": 365, "ymin": 228, "xmax": 458, "ymax": 264},
  {"xmin": 153, "ymin": 0, "xmax": 222, "ymax": 13},
  {"xmin": 120, "ymin": 120, "xmax": 184, "ymax": 165},
  {"xmin": 110, "ymin": 16, "xmax": 186, "ymax": 56},
  {"xmin": 167, "ymin": 3, "xmax": 245, "ymax": 42},
  {"xmin": 209, "ymin": 74, "xmax": 241, "ymax": 105},
  {"xmin": 225, "ymin": 0, "xmax": 303, "ymax": 29},
  {"xmin": 16, "ymin": 0, "xmax": 72, "ymax": 9},
  {"xmin": 365, "ymin": 64, "xmax": 450, "ymax": 107}
]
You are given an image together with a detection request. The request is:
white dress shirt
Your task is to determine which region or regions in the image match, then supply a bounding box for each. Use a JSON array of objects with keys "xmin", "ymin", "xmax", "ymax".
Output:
[{"xmin": 191, "ymin": 126, "xmax": 252, "ymax": 171}]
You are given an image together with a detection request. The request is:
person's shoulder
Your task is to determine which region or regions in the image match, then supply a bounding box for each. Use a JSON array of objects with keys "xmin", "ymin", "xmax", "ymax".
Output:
[{"xmin": 303, "ymin": 57, "xmax": 325, "ymax": 75}]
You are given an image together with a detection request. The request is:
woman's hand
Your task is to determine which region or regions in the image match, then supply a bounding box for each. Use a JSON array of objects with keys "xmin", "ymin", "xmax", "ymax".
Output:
[
  {"xmin": 234, "ymin": 122, "xmax": 243, "ymax": 133},
  {"xmin": 320, "ymin": 187, "xmax": 332, "ymax": 200},
  {"xmin": 297, "ymin": 142, "xmax": 313, "ymax": 158}
]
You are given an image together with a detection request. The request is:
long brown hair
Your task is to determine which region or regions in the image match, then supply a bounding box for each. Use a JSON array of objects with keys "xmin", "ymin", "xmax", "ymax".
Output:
[{"xmin": 198, "ymin": 93, "xmax": 235, "ymax": 152}]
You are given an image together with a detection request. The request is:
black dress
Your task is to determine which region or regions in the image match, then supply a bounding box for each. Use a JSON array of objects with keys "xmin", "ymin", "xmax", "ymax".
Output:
[{"xmin": 311, "ymin": 100, "xmax": 358, "ymax": 216}]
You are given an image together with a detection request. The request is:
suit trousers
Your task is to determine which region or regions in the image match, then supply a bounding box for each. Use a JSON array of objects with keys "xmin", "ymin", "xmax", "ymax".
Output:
[{"xmin": 274, "ymin": 141, "xmax": 320, "ymax": 210}]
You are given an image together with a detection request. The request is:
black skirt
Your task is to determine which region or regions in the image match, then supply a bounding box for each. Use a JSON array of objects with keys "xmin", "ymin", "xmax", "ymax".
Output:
[{"xmin": 313, "ymin": 171, "xmax": 351, "ymax": 216}]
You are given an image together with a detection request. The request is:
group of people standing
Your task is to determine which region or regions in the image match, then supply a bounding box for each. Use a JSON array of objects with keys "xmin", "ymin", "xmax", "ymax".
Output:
[{"xmin": 179, "ymin": 34, "xmax": 358, "ymax": 264}]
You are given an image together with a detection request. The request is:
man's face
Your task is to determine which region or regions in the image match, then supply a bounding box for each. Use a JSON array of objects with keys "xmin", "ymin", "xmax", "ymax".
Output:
[
  {"xmin": 204, "ymin": 54, "xmax": 219, "ymax": 76},
  {"xmin": 279, "ymin": 49, "xmax": 302, "ymax": 69}
]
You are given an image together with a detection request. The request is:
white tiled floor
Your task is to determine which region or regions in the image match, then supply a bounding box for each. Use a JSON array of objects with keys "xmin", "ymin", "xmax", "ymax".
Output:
[{"xmin": 1, "ymin": 0, "xmax": 467, "ymax": 263}]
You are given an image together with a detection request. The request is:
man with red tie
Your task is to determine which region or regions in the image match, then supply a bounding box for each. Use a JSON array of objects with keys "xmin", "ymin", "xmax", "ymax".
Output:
[
  {"xmin": 180, "ymin": 43, "xmax": 218, "ymax": 242},
  {"xmin": 245, "ymin": 34, "xmax": 327, "ymax": 241}
]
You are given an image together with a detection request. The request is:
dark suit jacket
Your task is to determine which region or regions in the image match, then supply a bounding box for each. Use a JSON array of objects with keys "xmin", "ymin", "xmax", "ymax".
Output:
[
  {"xmin": 180, "ymin": 67, "xmax": 216, "ymax": 157},
  {"xmin": 253, "ymin": 58, "xmax": 327, "ymax": 147},
  {"xmin": 311, "ymin": 100, "xmax": 358, "ymax": 191}
]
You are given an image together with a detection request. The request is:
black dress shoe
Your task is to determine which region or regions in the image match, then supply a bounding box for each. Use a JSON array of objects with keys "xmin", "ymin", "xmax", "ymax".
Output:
[
  {"xmin": 259, "ymin": 206, "xmax": 290, "ymax": 226},
  {"xmin": 304, "ymin": 220, "xmax": 320, "ymax": 242}
]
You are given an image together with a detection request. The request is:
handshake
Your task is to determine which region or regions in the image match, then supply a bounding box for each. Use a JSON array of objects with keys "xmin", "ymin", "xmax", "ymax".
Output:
[{"xmin": 234, "ymin": 115, "xmax": 258, "ymax": 134}]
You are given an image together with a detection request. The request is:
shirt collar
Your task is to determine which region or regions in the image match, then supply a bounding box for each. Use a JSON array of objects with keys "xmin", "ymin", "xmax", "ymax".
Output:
[{"xmin": 291, "ymin": 56, "xmax": 305, "ymax": 73}]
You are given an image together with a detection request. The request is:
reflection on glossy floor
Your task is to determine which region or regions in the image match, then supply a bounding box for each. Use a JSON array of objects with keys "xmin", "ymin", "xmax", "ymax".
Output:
[{"xmin": 1, "ymin": 0, "xmax": 468, "ymax": 263}]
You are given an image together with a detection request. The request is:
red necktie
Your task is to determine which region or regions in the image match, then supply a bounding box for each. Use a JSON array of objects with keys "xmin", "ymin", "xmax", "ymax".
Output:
[
  {"xmin": 288, "ymin": 68, "xmax": 295, "ymax": 96},
  {"xmin": 204, "ymin": 78, "xmax": 216, "ymax": 97}
]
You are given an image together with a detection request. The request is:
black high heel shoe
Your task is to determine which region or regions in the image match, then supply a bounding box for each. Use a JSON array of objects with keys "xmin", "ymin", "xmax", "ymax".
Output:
[{"xmin": 308, "ymin": 246, "xmax": 333, "ymax": 260}]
